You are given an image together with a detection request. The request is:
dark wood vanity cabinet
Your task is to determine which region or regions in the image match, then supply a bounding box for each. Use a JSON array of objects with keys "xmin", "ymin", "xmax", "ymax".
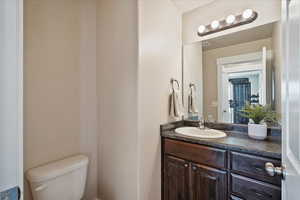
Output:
[
  {"xmin": 162, "ymin": 138, "xmax": 281, "ymax": 200},
  {"xmin": 190, "ymin": 164, "xmax": 227, "ymax": 200},
  {"xmin": 164, "ymin": 155, "xmax": 226, "ymax": 200},
  {"xmin": 163, "ymin": 139, "xmax": 227, "ymax": 200},
  {"xmin": 164, "ymin": 155, "xmax": 190, "ymax": 200}
]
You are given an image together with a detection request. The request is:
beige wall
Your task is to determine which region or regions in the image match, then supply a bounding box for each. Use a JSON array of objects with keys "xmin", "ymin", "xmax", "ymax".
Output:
[
  {"xmin": 202, "ymin": 38, "xmax": 272, "ymax": 120},
  {"xmin": 96, "ymin": 0, "xmax": 139, "ymax": 200},
  {"xmin": 24, "ymin": 0, "xmax": 98, "ymax": 199},
  {"xmin": 96, "ymin": 1, "xmax": 182, "ymax": 200},
  {"xmin": 25, "ymin": 1, "xmax": 182, "ymax": 200},
  {"xmin": 272, "ymin": 21, "xmax": 282, "ymax": 116},
  {"xmin": 79, "ymin": 0, "xmax": 98, "ymax": 199},
  {"xmin": 138, "ymin": 0, "xmax": 182, "ymax": 199},
  {"xmin": 183, "ymin": 0, "xmax": 281, "ymax": 44}
]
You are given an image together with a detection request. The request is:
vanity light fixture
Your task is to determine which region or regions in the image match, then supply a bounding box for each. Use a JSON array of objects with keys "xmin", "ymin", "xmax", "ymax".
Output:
[
  {"xmin": 197, "ymin": 9, "xmax": 258, "ymax": 37},
  {"xmin": 211, "ymin": 20, "xmax": 220, "ymax": 29},
  {"xmin": 198, "ymin": 25, "xmax": 206, "ymax": 34},
  {"xmin": 242, "ymin": 9, "xmax": 254, "ymax": 19},
  {"xmin": 226, "ymin": 14, "xmax": 236, "ymax": 25}
]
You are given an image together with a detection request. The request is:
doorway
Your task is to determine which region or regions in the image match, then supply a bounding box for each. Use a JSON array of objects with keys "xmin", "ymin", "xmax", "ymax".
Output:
[
  {"xmin": 229, "ymin": 77, "xmax": 251, "ymax": 124},
  {"xmin": 217, "ymin": 47, "xmax": 268, "ymax": 123}
]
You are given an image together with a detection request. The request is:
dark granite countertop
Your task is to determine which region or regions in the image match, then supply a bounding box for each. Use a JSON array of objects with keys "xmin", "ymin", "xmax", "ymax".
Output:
[{"xmin": 161, "ymin": 121, "xmax": 281, "ymax": 159}]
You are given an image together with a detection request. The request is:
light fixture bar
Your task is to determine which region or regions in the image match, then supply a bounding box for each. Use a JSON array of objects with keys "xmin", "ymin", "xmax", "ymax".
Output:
[{"xmin": 197, "ymin": 10, "xmax": 258, "ymax": 37}]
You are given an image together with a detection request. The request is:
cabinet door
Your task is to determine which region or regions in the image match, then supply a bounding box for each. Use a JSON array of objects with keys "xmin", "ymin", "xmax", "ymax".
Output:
[
  {"xmin": 191, "ymin": 163, "xmax": 227, "ymax": 200},
  {"xmin": 164, "ymin": 155, "xmax": 190, "ymax": 200}
]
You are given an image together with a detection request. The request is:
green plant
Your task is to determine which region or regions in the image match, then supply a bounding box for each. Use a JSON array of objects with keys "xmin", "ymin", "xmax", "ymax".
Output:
[{"xmin": 240, "ymin": 103, "xmax": 277, "ymax": 124}]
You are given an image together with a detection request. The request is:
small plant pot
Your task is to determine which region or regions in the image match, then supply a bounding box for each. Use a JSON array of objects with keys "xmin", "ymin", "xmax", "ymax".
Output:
[{"xmin": 248, "ymin": 123, "xmax": 267, "ymax": 140}]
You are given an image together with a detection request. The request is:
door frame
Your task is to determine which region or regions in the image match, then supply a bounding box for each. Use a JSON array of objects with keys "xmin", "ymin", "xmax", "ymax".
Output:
[
  {"xmin": 217, "ymin": 50, "xmax": 270, "ymax": 122},
  {"xmin": 281, "ymin": 0, "xmax": 300, "ymax": 199},
  {"xmin": 0, "ymin": 0, "xmax": 23, "ymax": 198},
  {"xmin": 281, "ymin": 1, "xmax": 288, "ymax": 200},
  {"xmin": 17, "ymin": 0, "xmax": 24, "ymax": 198}
]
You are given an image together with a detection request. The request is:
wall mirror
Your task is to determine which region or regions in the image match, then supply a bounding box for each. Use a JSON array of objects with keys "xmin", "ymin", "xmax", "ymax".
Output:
[{"xmin": 183, "ymin": 22, "xmax": 282, "ymax": 124}]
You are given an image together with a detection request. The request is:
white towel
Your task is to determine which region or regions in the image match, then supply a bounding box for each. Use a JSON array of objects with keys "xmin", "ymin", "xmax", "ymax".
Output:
[
  {"xmin": 188, "ymin": 86, "xmax": 199, "ymax": 114},
  {"xmin": 169, "ymin": 88, "xmax": 184, "ymax": 120}
]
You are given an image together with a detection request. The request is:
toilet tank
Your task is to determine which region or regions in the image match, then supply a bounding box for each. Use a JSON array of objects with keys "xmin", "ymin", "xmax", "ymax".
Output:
[{"xmin": 26, "ymin": 155, "xmax": 89, "ymax": 200}]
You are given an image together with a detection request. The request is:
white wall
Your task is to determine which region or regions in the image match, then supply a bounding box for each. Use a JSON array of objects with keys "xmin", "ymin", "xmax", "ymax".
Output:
[
  {"xmin": 183, "ymin": 0, "xmax": 281, "ymax": 44},
  {"xmin": 0, "ymin": 0, "xmax": 23, "ymax": 194},
  {"xmin": 96, "ymin": 0, "xmax": 139, "ymax": 199},
  {"xmin": 138, "ymin": 0, "xmax": 182, "ymax": 199}
]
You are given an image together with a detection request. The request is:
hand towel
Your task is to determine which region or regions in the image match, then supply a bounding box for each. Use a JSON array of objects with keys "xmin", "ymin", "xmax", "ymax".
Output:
[
  {"xmin": 169, "ymin": 88, "xmax": 183, "ymax": 120},
  {"xmin": 188, "ymin": 86, "xmax": 199, "ymax": 114}
]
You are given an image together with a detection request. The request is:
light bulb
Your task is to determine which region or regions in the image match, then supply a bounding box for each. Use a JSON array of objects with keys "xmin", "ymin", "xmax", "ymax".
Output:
[
  {"xmin": 226, "ymin": 15, "xmax": 236, "ymax": 24},
  {"xmin": 198, "ymin": 25, "xmax": 206, "ymax": 34},
  {"xmin": 211, "ymin": 20, "xmax": 220, "ymax": 30},
  {"xmin": 242, "ymin": 9, "xmax": 254, "ymax": 19}
]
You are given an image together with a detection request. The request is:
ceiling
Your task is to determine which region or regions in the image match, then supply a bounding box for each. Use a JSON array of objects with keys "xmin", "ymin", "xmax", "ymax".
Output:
[
  {"xmin": 202, "ymin": 23, "xmax": 275, "ymax": 51},
  {"xmin": 171, "ymin": 0, "xmax": 216, "ymax": 13}
]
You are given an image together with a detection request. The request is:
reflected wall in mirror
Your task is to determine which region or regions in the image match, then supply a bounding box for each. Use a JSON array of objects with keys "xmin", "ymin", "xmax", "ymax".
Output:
[{"xmin": 183, "ymin": 22, "xmax": 282, "ymax": 124}]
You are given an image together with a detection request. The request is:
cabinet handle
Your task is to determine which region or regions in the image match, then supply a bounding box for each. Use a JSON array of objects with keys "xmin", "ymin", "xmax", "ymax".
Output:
[
  {"xmin": 192, "ymin": 166, "xmax": 197, "ymax": 171},
  {"xmin": 265, "ymin": 162, "xmax": 286, "ymax": 179},
  {"xmin": 184, "ymin": 164, "xmax": 189, "ymax": 168}
]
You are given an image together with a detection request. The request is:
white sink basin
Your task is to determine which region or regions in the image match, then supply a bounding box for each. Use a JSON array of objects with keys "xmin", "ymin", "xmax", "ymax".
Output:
[{"xmin": 175, "ymin": 127, "xmax": 227, "ymax": 139}]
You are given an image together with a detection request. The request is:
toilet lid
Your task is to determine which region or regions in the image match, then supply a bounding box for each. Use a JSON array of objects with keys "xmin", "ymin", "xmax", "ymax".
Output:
[{"xmin": 26, "ymin": 154, "xmax": 88, "ymax": 182}]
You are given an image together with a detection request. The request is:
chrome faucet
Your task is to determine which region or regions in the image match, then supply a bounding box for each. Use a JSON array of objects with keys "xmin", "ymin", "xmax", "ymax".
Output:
[{"xmin": 198, "ymin": 117, "xmax": 205, "ymax": 129}]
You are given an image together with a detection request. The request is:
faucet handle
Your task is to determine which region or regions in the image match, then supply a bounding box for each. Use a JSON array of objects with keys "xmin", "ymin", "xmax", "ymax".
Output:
[
  {"xmin": 198, "ymin": 116, "xmax": 205, "ymax": 129},
  {"xmin": 199, "ymin": 116, "xmax": 205, "ymax": 123}
]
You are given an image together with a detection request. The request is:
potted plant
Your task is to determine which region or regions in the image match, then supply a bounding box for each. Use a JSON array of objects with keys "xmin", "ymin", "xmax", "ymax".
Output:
[{"xmin": 241, "ymin": 104, "xmax": 277, "ymax": 140}]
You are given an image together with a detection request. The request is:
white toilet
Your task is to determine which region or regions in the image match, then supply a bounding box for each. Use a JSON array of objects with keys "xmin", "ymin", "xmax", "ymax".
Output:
[{"xmin": 26, "ymin": 155, "xmax": 89, "ymax": 200}]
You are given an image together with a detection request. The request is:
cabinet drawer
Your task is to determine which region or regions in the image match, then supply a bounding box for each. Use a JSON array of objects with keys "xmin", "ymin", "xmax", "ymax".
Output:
[
  {"xmin": 230, "ymin": 151, "xmax": 281, "ymax": 185},
  {"xmin": 231, "ymin": 174, "xmax": 281, "ymax": 200},
  {"xmin": 164, "ymin": 139, "xmax": 226, "ymax": 169}
]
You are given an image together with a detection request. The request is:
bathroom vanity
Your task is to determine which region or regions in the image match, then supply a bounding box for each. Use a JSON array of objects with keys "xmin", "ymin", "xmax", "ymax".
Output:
[
  {"xmin": 164, "ymin": 2, "xmax": 284, "ymax": 200},
  {"xmin": 161, "ymin": 121, "xmax": 282, "ymax": 200}
]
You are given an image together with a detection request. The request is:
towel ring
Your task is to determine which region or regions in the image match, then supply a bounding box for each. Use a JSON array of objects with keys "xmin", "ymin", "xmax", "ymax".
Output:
[
  {"xmin": 189, "ymin": 83, "xmax": 196, "ymax": 89},
  {"xmin": 171, "ymin": 78, "xmax": 180, "ymax": 90}
]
